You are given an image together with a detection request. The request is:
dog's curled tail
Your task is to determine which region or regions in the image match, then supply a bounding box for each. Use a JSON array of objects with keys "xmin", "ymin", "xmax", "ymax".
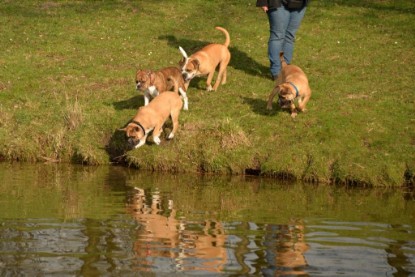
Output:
[
  {"xmin": 215, "ymin": 26, "xmax": 230, "ymax": 48},
  {"xmin": 167, "ymin": 76, "xmax": 179, "ymax": 94},
  {"xmin": 279, "ymin": 52, "xmax": 287, "ymax": 68}
]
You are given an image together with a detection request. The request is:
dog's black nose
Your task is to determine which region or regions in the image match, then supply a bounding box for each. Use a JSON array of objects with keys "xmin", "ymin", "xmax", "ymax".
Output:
[{"xmin": 127, "ymin": 137, "xmax": 136, "ymax": 145}]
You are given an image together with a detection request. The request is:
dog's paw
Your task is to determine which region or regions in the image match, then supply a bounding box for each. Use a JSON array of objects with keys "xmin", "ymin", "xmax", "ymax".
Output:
[
  {"xmin": 167, "ymin": 133, "xmax": 175, "ymax": 140},
  {"xmin": 206, "ymin": 85, "xmax": 213, "ymax": 92},
  {"xmin": 290, "ymin": 112, "xmax": 298, "ymax": 119},
  {"xmin": 153, "ymin": 136, "xmax": 161, "ymax": 145},
  {"xmin": 266, "ymin": 104, "xmax": 273, "ymax": 110},
  {"xmin": 135, "ymin": 141, "xmax": 145, "ymax": 149}
]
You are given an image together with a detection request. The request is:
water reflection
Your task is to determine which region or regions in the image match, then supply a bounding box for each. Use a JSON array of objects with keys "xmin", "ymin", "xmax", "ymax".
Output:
[
  {"xmin": 127, "ymin": 187, "xmax": 228, "ymax": 273},
  {"xmin": 0, "ymin": 164, "xmax": 414, "ymax": 275}
]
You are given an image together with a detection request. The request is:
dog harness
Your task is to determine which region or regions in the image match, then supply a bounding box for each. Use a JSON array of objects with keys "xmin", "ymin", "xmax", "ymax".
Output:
[
  {"xmin": 288, "ymin": 82, "xmax": 300, "ymax": 98},
  {"xmin": 131, "ymin": 120, "xmax": 146, "ymax": 136}
]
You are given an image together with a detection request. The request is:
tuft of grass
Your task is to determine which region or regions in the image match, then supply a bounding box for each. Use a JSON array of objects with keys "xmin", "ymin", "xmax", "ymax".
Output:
[
  {"xmin": 64, "ymin": 97, "xmax": 83, "ymax": 131},
  {"xmin": 0, "ymin": 0, "xmax": 414, "ymax": 186}
]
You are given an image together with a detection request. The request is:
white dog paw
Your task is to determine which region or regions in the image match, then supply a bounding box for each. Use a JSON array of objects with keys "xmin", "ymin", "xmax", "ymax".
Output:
[
  {"xmin": 206, "ymin": 85, "xmax": 213, "ymax": 92},
  {"xmin": 135, "ymin": 140, "xmax": 145, "ymax": 148},
  {"xmin": 153, "ymin": 136, "xmax": 161, "ymax": 145},
  {"xmin": 168, "ymin": 133, "xmax": 175, "ymax": 140}
]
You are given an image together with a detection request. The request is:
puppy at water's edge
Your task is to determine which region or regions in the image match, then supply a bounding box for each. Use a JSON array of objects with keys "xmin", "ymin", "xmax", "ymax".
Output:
[
  {"xmin": 266, "ymin": 52, "xmax": 311, "ymax": 118},
  {"xmin": 120, "ymin": 77, "xmax": 184, "ymax": 149}
]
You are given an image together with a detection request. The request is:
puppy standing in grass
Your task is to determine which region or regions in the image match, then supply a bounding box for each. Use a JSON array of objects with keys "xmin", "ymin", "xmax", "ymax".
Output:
[
  {"xmin": 266, "ymin": 52, "xmax": 311, "ymax": 118},
  {"xmin": 178, "ymin": 26, "xmax": 231, "ymax": 92},
  {"xmin": 121, "ymin": 77, "xmax": 184, "ymax": 149},
  {"xmin": 135, "ymin": 67, "xmax": 189, "ymax": 110}
]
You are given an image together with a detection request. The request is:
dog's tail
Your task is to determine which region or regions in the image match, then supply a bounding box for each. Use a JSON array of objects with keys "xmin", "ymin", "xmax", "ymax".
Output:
[
  {"xmin": 178, "ymin": 46, "xmax": 188, "ymax": 59},
  {"xmin": 215, "ymin": 26, "xmax": 230, "ymax": 48},
  {"xmin": 167, "ymin": 76, "xmax": 188, "ymax": 110},
  {"xmin": 279, "ymin": 52, "xmax": 287, "ymax": 68},
  {"xmin": 167, "ymin": 76, "xmax": 179, "ymax": 94}
]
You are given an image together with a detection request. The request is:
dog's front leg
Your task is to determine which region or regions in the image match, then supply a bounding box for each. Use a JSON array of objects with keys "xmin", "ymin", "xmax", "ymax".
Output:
[
  {"xmin": 289, "ymin": 102, "xmax": 298, "ymax": 119},
  {"xmin": 144, "ymin": 93, "xmax": 150, "ymax": 106},
  {"xmin": 206, "ymin": 72, "xmax": 214, "ymax": 91},
  {"xmin": 152, "ymin": 125, "xmax": 163, "ymax": 145},
  {"xmin": 298, "ymin": 93, "xmax": 311, "ymax": 112},
  {"xmin": 135, "ymin": 136, "xmax": 147, "ymax": 148},
  {"xmin": 266, "ymin": 87, "xmax": 279, "ymax": 110}
]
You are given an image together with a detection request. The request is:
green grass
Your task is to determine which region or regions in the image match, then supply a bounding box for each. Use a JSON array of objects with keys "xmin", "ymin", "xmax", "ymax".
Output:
[{"xmin": 0, "ymin": 0, "xmax": 414, "ymax": 186}]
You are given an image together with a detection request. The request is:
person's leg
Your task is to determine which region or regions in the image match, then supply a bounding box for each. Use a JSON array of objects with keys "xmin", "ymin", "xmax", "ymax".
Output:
[
  {"xmin": 267, "ymin": 7, "xmax": 290, "ymax": 78},
  {"xmin": 282, "ymin": 7, "xmax": 306, "ymax": 64}
]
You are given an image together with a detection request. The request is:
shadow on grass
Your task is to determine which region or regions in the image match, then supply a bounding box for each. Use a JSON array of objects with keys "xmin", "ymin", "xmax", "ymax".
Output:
[
  {"xmin": 105, "ymin": 121, "xmax": 135, "ymax": 164},
  {"xmin": 328, "ymin": 0, "xmax": 415, "ymax": 14},
  {"xmin": 112, "ymin": 95, "xmax": 142, "ymax": 110},
  {"xmin": 241, "ymin": 96, "xmax": 285, "ymax": 117},
  {"xmin": 158, "ymin": 35, "xmax": 269, "ymax": 78}
]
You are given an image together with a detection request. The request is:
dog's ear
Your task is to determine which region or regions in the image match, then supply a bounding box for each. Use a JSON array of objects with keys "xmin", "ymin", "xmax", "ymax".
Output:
[
  {"xmin": 118, "ymin": 127, "xmax": 127, "ymax": 132},
  {"xmin": 179, "ymin": 57, "xmax": 186, "ymax": 67},
  {"xmin": 191, "ymin": 59, "xmax": 200, "ymax": 70},
  {"xmin": 278, "ymin": 84, "xmax": 290, "ymax": 96},
  {"xmin": 149, "ymin": 72, "xmax": 156, "ymax": 84}
]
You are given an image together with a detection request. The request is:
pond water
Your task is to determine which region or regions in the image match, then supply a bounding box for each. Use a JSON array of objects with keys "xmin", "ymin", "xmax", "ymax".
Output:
[{"xmin": 0, "ymin": 163, "xmax": 414, "ymax": 276}]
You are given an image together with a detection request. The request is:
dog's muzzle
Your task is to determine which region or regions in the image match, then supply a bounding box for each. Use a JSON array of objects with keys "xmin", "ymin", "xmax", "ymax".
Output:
[
  {"xmin": 127, "ymin": 137, "xmax": 138, "ymax": 146},
  {"xmin": 278, "ymin": 97, "xmax": 292, "ymax": 108},
  {"xmin": 135, "ymin": 81, "xmax": 142, "ymax": 90},
  {"xmin": 182, "ymin": 72, "xmax": 192, "ymax": 82}
]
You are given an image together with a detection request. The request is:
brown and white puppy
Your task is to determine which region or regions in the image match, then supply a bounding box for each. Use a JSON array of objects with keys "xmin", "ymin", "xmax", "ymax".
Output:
[
  {"xmin": 135, "ymin": 66, "xmax": 188, "ymax": 110},
  {"xmin": 266, "ymin": 52, "xmax": 311, "ymax": 118},
  {"xmin": 178, "ymin": 26, "xmax": 231, "ymax": 92},
  {"xmin": 121, "ymin": 77, "xmax": 184, "ymax": 149}
]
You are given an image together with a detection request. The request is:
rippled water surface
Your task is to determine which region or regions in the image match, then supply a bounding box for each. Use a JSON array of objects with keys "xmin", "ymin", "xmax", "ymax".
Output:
[{"xmin": 0, "ymin": 163, "xmax": 414, "ymax": 276}]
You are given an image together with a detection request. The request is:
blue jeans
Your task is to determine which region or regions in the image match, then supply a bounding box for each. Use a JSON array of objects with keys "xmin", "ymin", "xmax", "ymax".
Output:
[{"xmin": 267, "ymin": 6, "xmax": 306, "ymax": 78}]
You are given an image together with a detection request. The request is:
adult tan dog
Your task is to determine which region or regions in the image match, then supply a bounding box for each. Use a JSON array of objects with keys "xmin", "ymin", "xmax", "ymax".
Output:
[
  {"xmin": 135, "ymin": 67, "xmax": 188, "ymax": 110},
  {"xmin": 121, "ymin": 77, "xmax": 184, "ymax": 149},
  {"xmin": 178, "ymin": 26, "xmax": 231, "ymax": 91},
  {"xmin": 266, "ymin": 52, "xmax": 311, "ymax": 118}
]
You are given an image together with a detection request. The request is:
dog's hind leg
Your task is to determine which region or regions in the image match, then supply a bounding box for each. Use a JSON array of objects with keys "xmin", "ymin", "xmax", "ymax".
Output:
[
  {"xmin": 213, "ymin": 60, "xmax": 230, "ymax": 91},
  {"xmin": 168, "ymin": 110, "xmax": 180, "ymax": 139},
  {"xmin": 266, "ymin": 87, "xmax": 279, "ymax": 110},
  {"xmin": 221, "ymin": 67, "xmax": 227, "ymax": 85},
  {"xmin": 179, "ymin": 87, "xmax": 188, "ymax": 110}
]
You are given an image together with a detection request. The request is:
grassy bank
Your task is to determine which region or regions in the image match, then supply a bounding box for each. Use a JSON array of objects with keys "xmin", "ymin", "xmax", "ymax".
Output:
[{"xmin": 0, "ymin": 0, "xmax": 414, "ymax": 186}]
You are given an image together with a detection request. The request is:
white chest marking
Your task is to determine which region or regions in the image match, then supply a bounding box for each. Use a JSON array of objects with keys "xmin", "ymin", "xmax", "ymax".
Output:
[{"xmin": 147, "ymin": 86, "xmax": 159, "ymax": 97}]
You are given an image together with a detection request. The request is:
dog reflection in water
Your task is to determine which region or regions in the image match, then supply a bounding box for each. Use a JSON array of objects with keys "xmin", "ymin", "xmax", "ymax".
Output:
[{"xmin": 126, "ymin": 187, "xmax": 227, "ymax": 272}]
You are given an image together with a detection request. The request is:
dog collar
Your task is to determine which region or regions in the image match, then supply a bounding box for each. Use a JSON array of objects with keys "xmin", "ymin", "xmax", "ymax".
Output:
[
  {"xmin": 288, "ymin": 82, "xmax": 300, "ymax": 98},
  {"xmin": 131, "ymin": 120, "xmax": 146, "ymax": 136}
]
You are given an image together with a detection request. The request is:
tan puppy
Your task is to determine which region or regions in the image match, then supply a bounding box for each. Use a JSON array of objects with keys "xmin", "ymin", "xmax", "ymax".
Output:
[
  {"xmin": 135, "ymin": 66, "xmax": 188, "ymax": 110},
  {"xmin": 266, "ymin": 52, "xmax": 311, "ymax": 118},
  {"xmin": 178, "ymin": 26, "xmax": 231, "ymax": 91},
  {"xmin": 121, "ymin": 77, "xmax": 184, "ymax": 149}
]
